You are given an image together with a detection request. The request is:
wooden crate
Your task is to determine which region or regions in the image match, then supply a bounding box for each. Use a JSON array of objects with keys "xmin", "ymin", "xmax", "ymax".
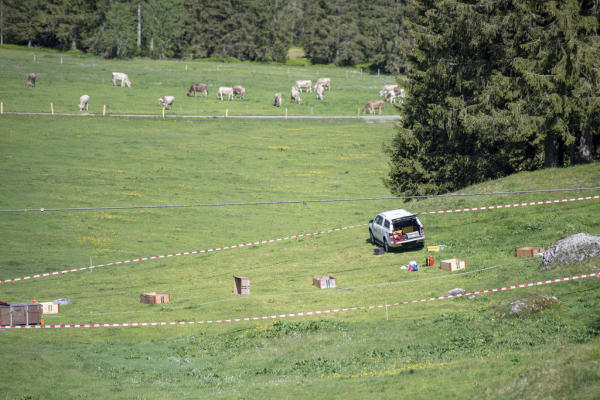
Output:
[
  {"xmin": 440, "ymin": 258, "xmax": 466, "ymax": 272},
  {"xmin": 515, "ymin": 246, "xmax": 546, "ymax": 258},
  {"xmin": 140, "ymin": 292, "xmax": 171, "ymax": 304},
  {"xmin": 40, "ymin": 301, "xmax": 59, "ymax": 314},
  {"xmin": 233, "ymin": 276, "xmax": 250, "ymax": 295},
  {"xmin": 0, "ymin": 303, "xmax": 42, "ymax": 325},
  {"xmin": 313, "ymin": 275, "xmax": 337, "ymax": 289}
]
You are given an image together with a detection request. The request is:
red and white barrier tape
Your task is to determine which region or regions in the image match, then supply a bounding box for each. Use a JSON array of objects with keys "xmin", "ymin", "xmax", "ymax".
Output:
[
  {"xmin": 2, "ymin": 195, "xmax": 598, "ymax": 285},
  {"xmin": 417, "ymin": 195, "xmax": 600, "ymax": 215},
  {"xmin": 2, "ymin": 272, "xmax": 598, "ymax": 329}
]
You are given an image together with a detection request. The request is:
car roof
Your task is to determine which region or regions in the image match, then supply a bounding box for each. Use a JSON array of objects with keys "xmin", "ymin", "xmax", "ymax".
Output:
[{"xmin": 378, "ymin": 209, "xmax": 415, "ymax": 220}]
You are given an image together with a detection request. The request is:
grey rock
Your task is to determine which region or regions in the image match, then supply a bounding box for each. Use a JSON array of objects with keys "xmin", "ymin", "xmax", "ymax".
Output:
[{"xmin": 541, "ymin": 233, "xmax": 600, "ymax": 270}]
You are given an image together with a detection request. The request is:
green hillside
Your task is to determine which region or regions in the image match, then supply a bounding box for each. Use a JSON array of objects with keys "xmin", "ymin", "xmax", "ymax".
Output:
[{"xmin": 0, "ymin": 48, "xmax": 599, "ymax": 399}]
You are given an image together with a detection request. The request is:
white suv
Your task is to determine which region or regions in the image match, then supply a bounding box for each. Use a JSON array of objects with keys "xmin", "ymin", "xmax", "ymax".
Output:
[{"xmin": 369, "ymin": 209, "xmax": 425, "ymax": 252}]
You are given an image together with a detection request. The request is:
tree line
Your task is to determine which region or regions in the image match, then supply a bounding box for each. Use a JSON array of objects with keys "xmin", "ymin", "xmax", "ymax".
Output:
[
  {"xmin": 385, "ymin": 0, "xmax": 600, "ymax": 196},
  {"xmin": 0, "ymin": 0, "xmax": 413, "ymax": 73}
]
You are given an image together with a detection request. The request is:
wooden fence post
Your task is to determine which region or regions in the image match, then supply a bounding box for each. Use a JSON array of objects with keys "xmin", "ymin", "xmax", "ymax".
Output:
[
  {"xmin": 103, "ymin": 104, "xmax": 106, "ymax": 116},
  {"xmin": 162, "ymin": 106, "xmax": 165, "ymax": 119},
  {"xmin": 225, "ymin": 109, "xmax": 228, "ymax": 118},
  {"xmin": 285, "ymin": 108, "xmax": 288, "ymax": 120},
  {"xmin": 51, "ymin": 103, "xmax": 54, "ymax": 116}
]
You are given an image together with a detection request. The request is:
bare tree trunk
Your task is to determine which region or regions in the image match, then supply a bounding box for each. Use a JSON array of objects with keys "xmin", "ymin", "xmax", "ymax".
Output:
[
  {"xmin": 544, "ymin": 135, "xmax": 558, "ymax": 167},
  {"xmin": 137, "ymin": 2, "xmax": 141, "ymax": 49}
]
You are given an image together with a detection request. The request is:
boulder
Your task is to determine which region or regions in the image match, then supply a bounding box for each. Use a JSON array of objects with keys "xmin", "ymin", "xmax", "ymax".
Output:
[
  {"xmin": 541, "ymin": 233, "xmax": 600, "ymax": 270},
  {"xmin": 496, "ymin": 294, "xmax": 562, "ymax": 319}
]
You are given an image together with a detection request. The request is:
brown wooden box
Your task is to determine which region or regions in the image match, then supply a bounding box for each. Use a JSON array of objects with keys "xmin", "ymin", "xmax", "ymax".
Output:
[
  {"xmin": 140, "ymin": 292, "xmax": 171, "ymax": 304},
  {"xmin": 312, "ymin": 275, "xmax": 337, "ymax": 289},
  {"xmin": 515, "ymin": 247, "xmax": 546, "ymax": 258},
  {"xmin": 0, "ymin": 303, "xmax": 42, "ymax": 325},
  {"xmin": 233, "ymin": 276, "xmax": 250, "ymax": 295},
  {"xmin": 41, "ymin": 301, "xmax": 59, "ymax": 314},
  {"xmin": 440, "ymin": 258, "xmax": 466, "ymax": 272}
]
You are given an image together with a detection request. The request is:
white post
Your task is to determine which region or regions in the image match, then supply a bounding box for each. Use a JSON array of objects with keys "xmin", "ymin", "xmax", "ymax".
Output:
[
  {"xmin": 1, "ymin": 102, "xmax": 3, "ymax": 115},
  {"xmin": 385, "ymin": 303, "xmax": 389, "ymax": 320},
  {"xmin": 162, "ymin": 106, "xmax": 165, "ymax": 119},
  {"xmin": 285, "ymin": 108, "xmax": 287, "ymax": 120},
  {"xmin": 225, "ymin": 109, "xmax": 228, "ymax": 118},
  {"xmin": 50, "ymin": 103, "xmax": 54, "ymax": 116},
  {"xmin": 103, "ymin": 104, "xmax": 106, "ymax": 116},
  {"xmin": 60, "ymin": 56, "xmax": 63, "ymax": 64}
]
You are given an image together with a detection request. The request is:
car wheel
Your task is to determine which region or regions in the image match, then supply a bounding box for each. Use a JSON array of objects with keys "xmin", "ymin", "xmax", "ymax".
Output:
[
  {"xmin": 383, "ymin": 239, "xmax": 390, "ymax": 253},
  {"xmin": 369, "ymin": 230, "xmax": 376, "ymax": 245}
]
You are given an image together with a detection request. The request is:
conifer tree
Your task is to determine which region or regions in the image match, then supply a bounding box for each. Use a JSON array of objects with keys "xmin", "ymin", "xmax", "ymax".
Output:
[{"xmin": 385, "ymin": 0, "xmax": 600, "ymax": 196}]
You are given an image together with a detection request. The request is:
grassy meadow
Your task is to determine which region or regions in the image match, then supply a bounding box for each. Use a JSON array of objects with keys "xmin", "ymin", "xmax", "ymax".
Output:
[
  {"xmin": 0, "ymin": 46, "xmax": 398, "ymax": 117},
  {"xmin": 1, "ymin": 47, "xmax": 600, "ymax": 399}
]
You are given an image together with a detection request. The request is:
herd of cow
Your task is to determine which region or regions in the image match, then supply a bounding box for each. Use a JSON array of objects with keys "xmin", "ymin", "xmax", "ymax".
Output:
[{"xmin": 26, "ymin": 71, "xmax": 405, "ymax": 115}]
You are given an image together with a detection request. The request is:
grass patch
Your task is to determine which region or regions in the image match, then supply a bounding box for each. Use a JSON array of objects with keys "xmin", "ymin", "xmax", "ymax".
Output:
[{"xmin": 0, "ymin": 48, "xmax": 599, "ymax": 399}]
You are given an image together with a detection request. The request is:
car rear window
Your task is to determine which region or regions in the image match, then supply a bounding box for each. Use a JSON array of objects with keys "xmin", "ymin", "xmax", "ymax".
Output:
[{"xmin": 392, "ymin": 216, "xmax": 419, "ymax": 233}]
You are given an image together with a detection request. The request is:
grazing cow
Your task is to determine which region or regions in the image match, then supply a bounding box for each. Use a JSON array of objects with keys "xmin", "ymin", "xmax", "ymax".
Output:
[
  {"xmin": 315, "ymin": 84, "xmax": 325, "ymax": 101},
  {"xmin": 158, "ymin": 95, "xmax": 175, "ymax": 109},
  {"xmin": 187, "ymin": 83, "xmax": 208, "ymax": 97},
  {"xmin": 294, "ymin": 80, "xmax": 312, "ymax": 93},
  {"xmin": 315, "ymin": 78, "xmax": 331, "ymax": 91},
  {"xmin": 112, "ymin": 72, "xmax": 131, "ymax": 88},
  {"xmin": 362, "ymin": 100, "xmax": 384, "ymax": 115},
  {"xmin": 290, "ymin": 86, "xmax": 301, "ymax": 104},
  {"xmin": 216, "ymin": 87, "xmax": 234, "ymax": 101},
  {"xmin": 27, "ymin": 73, "xmax": 36, "ymax": 88},
  {"xmin": 273, "ymin": 93, "xmax": 282, "ymax": 107},
  {"xmin": 233, "ymin": 85, "xmax": 245, "ymax": 99},
  {"xmin": 379, "ymin": 84, "xmax": 398, "ymax": 97},
  {"xmin": 79, "ymin": 94, "xmax": 90, "ymax": 111}
]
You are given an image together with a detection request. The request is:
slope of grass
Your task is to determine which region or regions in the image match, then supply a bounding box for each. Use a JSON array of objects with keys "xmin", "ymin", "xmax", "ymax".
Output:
[{"xmin": 0, "ymin": 49, "xmax": 599, "ymax": 399}]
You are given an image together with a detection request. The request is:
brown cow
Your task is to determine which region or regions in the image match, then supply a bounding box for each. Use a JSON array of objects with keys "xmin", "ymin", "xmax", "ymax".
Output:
[
  {"xmin": 27, "ymin": 73, "xmax": 36, "ymax": 88},
  {"xmin": 362, "ymin": 100, "xmax": 384, "ymax": 115},
  {"xmin": 187, "ymin": 83, "xmax": 208, "ymax": 97},
  {"xmin": 233, "ymin": 85, "xmax": 245, "ymax": 99}
]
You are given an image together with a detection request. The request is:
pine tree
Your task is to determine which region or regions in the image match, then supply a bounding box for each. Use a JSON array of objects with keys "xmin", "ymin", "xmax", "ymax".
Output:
[
  {"xmin": 385, "ymin": 0, "xmax": 600, "ymax": 197},
  {"xmin": 96, "ymin": 1, "xmax": 137, "ymax": 58},
  {"xmin": 142, "ymin": 0, "xmax": 184, "ymax": 58}
]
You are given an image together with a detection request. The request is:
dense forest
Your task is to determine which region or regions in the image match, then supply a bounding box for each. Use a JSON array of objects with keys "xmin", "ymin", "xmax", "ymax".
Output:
[
  {"xmin": 0, "ymin": 0, "xmax": 413, "ymax": 73},
  {"xmin": 385, "ymin": 0, "xmax": 600, "ymax": 196}
]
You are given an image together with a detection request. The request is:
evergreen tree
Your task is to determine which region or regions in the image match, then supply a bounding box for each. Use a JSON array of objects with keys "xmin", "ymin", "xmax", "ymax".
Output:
[
  {"xmin": 302, "ymin": 0, "xmax": 363, "ymax": 66},
  {"xmin": 94, "ymin": 1, "xmax": 136, "ymax": 58},
  {"xmin": 385, "ymin": 0, "xmax": 600, "ymax": 197},
  {"xmin": 142, "ymin": 0, "xmax": 184, "ymax": 58}
]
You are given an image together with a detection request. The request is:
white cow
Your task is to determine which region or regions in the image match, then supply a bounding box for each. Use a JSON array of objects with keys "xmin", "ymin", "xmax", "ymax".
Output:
[
  {"xmin": 315, "ymin": 84, "xmax": 324, "ymax": 100},
  {"xmin": 385, "ymin": 87, "xmax": 406, "ymax": 104},
  {"xmin": 291, "ymin": 86, "xmax": 301, "ymax": 104},
  {"xmin": 233, "ymin": 85, "xmax": 245, "ymax": 99},
  {"xmin": 379, "ymin": 84, "xmax": 398, "ymax": 97},
  {"xmin": 158, "ymin": 95, "xmax": 175, "ymax": 109},
  {"xmin": 217, "ymin": 87, "xmax": 234, "ymax": 101},
  {"xmin": 273, "ymin": 93, "xmax": 282, "ymax": 107},
  {"xmin": 79, "ymin": 94, "xmax": 90, "ymax": 111},
  {"xmin": 112, "ymin": 72, "xmax": 131, "ymax": 87},
  {"xmin": 294, "ymin": 80, "xmax": 312, "ymax": 93},
  {"xmin": 315, "ymin": 78, "xmax": 331, "ymax": 91}
]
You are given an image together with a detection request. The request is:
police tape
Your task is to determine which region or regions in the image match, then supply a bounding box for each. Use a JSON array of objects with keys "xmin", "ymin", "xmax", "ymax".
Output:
[
  {"xmin": 2, "ymin": 271, "xmax": 598, "ymax": 329},
  {"xmin": 1, "ymin": 194, "xmax": 598, "ymax": 285}
]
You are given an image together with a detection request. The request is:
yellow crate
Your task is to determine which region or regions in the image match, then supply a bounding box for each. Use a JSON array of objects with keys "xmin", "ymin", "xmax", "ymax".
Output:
[{"xmin": 427, "ymin": 245, "xmax": 440, "ymax": 252}]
